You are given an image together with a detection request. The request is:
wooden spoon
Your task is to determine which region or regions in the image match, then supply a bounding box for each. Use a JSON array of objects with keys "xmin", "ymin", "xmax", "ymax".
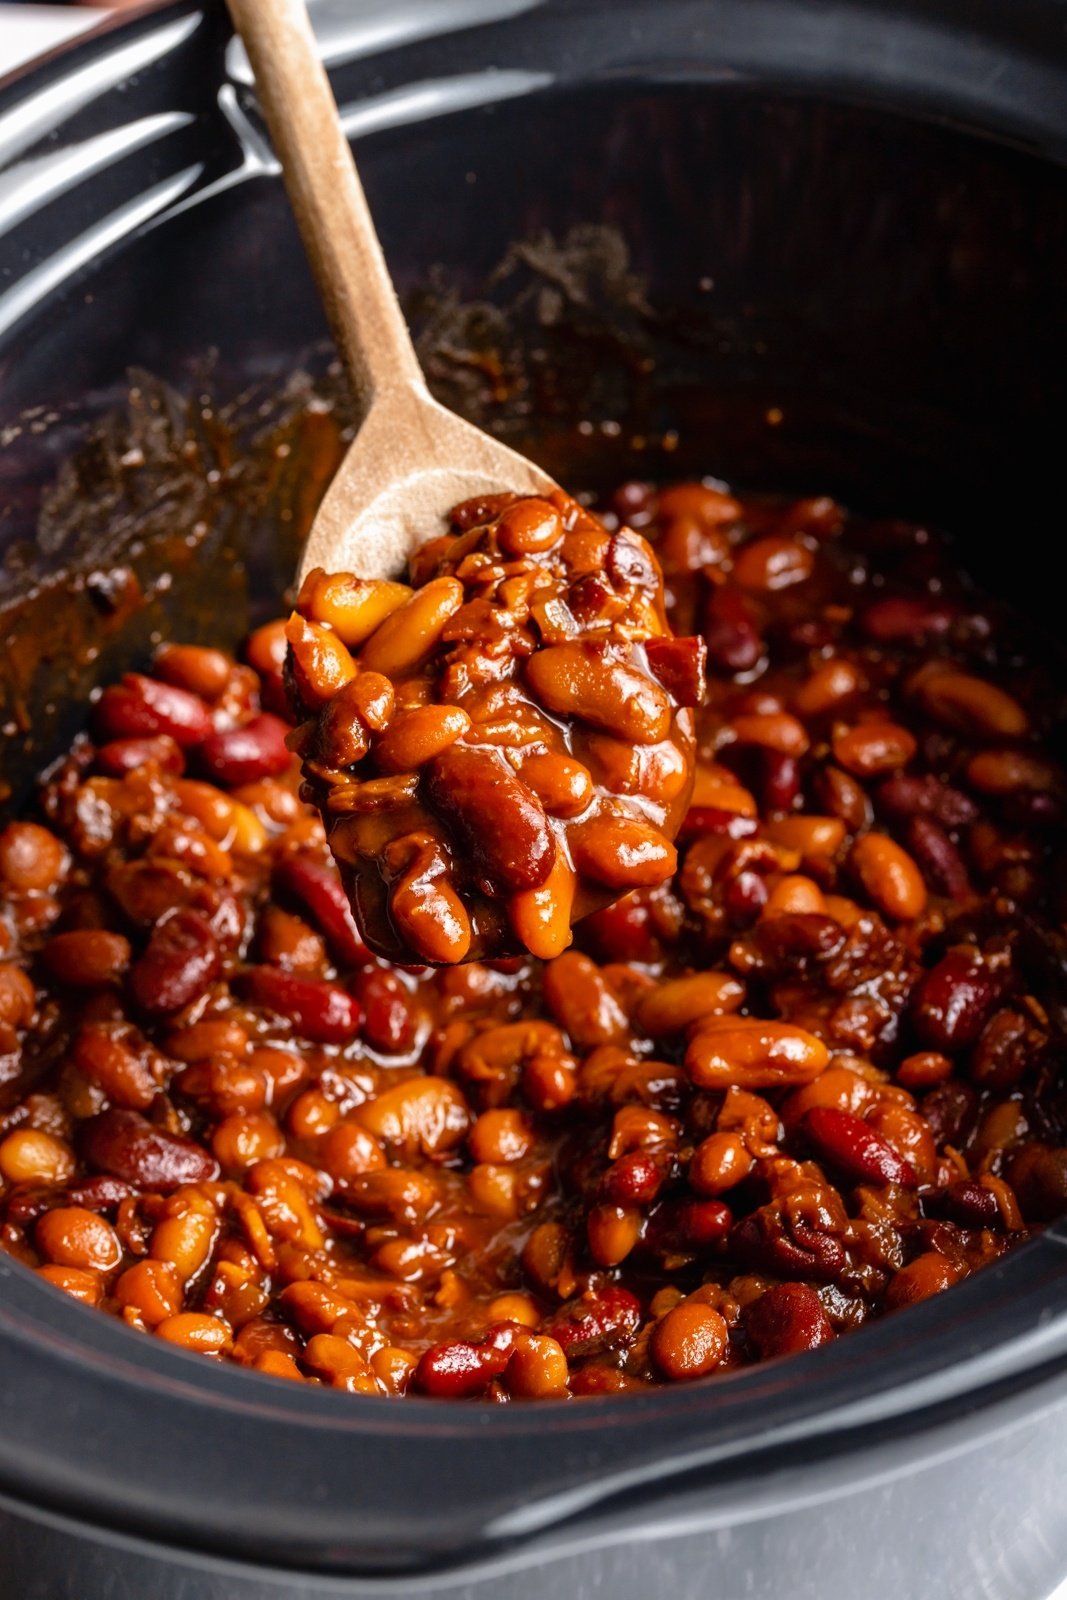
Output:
[{"xmin": 224, "ymin": 0, "xmax": 556, "ymax": 583}]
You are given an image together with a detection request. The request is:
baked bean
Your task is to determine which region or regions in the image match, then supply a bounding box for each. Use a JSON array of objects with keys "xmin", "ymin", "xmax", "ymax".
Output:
[
  {"xmin": 469, "ymin": 1109, "xmax": 533, "ymax": 1164},
  {"xmin": 0, "ymin": 823, "xmax": 67, "ymax": 894},
  {"xmin": 832, "ymin": 722, "xmax": 916, "ymax": 777},
  {"xmin": 0, "ymin": 964, "xmax": 35, "ymax": 1028},
  {"xmin": 155, "ymin": 644, "xmax": 232, "ymax": 701},
  {"xmin": 36, "ymin": 1207, "xmax": 122, "ymax": 1272},
  {"xmin": 358, "ymin": 1076, "xmax": 470, "ymax": 1158},
  {"xmin": 506, "ymin": 1333, "xmax": 569, "ymax": 1398},
  {"xmin": 634, "ymin": 972, "xmax": 745, "ymax": 1036},
  {"xmin": 732, "ymin": 536, "xmax": 813, "ymax": 591},
  {"xmin": 885, "ymin": 1252, "xmax": 963, "ymax": 1309},
  {"xmin": 375, "ymin": 706, "xmax": 471, "ymax": 773},
  {"xmin": 527, "ymin": 645, "xmax": 671, "ymax": 744},
  {"xmin": 687, "ymin": 1019, "xmax": 828, "ymax": 1090},
  {"xmin": 690, "ymin": 1132, "xmax": 753, "ymax": 1195},
  {"xmin": 156, "ymin": 1312, "xmax": 233, "ymax": 1354},
  {"xmin": 651, "ymin": 1302, "xmax": 729, "ymax": 1379},
  {"xmin": 915, "ymin": 670, "xmax": 1028, "ymax": 738},
  {"xmin": 115, "ymin": 1259, "xmax": 183, "ymax": 1326},
  {"xmin": 850, "ymin": 834, "xmax": 927, "ymax": 920},
  {"xmin": 297, "ymin": 569, "xmax": 413, "ymax": 647},
  {"xmin": 0, "ymin": 1129, "xmax": 75, "ymax": 1185},
  {"xmin": 43, "ymin": 930, "xmax": 131, "ymax": 988},
  {"xmin": 570, "ymin": 815, "xmax": 677, "ymax": 890},
  {"xmin": 793, "ymin": 659, "xmax": 863, "ymax": 716},
  {"xmin": 36, "ymin": 1264, "xmax": 103, "ymax": 1306}
]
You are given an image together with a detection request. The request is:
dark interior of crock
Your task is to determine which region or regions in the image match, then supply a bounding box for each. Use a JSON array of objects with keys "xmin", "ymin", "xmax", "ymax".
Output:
[{"xmin": 4, "ymin": 80, "xmax": 1066, "ymax": 811}]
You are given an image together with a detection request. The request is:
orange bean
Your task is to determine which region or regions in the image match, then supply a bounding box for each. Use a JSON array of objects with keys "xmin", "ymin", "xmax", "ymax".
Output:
[
  {"xmin": 115, "ymin": 1259, "xmax": 183, "ymax": 1326},
  {"xmin": 651, "ymin": 1302, "xmax": 729, "ymax": 1379},
  {"xmin": 374, "ymin": 705, "xmax": 471, "ymax": 772},
  {"xmin": 526, "ymin": 645, "xmax": 671, "ymax": 744},
  {"xmin": 155, "ymin": 1312, "xmax": 233, "ymax": 1354},
  {"xmin": 832, "ymin": 722, "xmax": 916, "ymax": 777},
  {"xmin": 0, "ymin": 1128, "xmax": 75, "ymax": 1185},
  {"xmin": 297, "ymin": 569, "xmax": 413, "ymax": 647},
  {"xmin": 732, "ymin": 536, "xmax": 814, "ymax": 591},
  {"xmin": 357, "ymin": 577, "xmax": 464, "ymax": 678},
  {"xmin": 687, "ymin": 1018, "xmax": 828, "ymax": 1090},
  {"xmin": 36, "ymin": 1207, "xmax": 122, "ymax": 1272},
  {"xmin": 915, "ymin": 670, "xmax": 1028, "ymax": 738},
  {"xmin": 634, "ymin": 973, "xmax": 746, "ymax": 1036},
  {"xmin": 851, "ymin": 833, "xmax": 927, "ymax": 920}
]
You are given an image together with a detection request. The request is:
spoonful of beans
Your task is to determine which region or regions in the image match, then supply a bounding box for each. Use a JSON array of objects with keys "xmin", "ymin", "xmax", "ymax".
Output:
[{"xmin": 226, "ymin": 0, "xmax": 706, "ymax": 962}]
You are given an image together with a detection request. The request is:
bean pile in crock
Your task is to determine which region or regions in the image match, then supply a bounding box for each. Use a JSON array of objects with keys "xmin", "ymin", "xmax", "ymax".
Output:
[
  {"xmin": 288, "ymin": 488, "xmax": 701, "ymax": 966},
  {"xmin": 2, "ymin": 476, "xmax": 1066, "ymax": 1399}
]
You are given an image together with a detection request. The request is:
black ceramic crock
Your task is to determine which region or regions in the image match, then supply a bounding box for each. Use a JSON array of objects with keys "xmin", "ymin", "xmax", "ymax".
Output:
[{"xmin": 3, "ymin": 3, "xmax": 1067, "ymax": 1596}]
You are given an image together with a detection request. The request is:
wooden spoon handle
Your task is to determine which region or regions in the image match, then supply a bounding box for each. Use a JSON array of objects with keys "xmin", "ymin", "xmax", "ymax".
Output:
[{"xmin": 225, "ymin": 0, "xmax": 423, "ymax": 411}]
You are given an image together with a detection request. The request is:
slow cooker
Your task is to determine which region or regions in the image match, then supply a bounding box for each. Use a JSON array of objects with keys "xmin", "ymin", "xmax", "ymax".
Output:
[{"xmin": 3, "ymin": 2, "xmax": 1067, "ymax": 1595}]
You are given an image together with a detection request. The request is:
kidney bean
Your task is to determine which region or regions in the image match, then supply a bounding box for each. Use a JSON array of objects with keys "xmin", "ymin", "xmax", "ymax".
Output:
[
  {"xmin": 544, "ymin": 1286, "xmax": 642, "ymax": 1360},
  {"xmin": 427, "ymin": 746, "xmax": 554, "ymax": 895},
  {"xmin": 64, "ymin": 1176, "xmax": 136, "ymax": 1215},
  {"xmin": 95, "ymin": 674, "xmax": 212, "ymax": 748},
  {"xmin": 920, "ymin": 1081, "xmax": 978, "ymax": 1145},
  {"xmin": 352, "ymin": 967, "xmax": 416, "ymax": 1053},
  {"xmin": 911, "ymin": 950, "xmax": 1000, "ymax": 1050},
  {"xmin": 813, "ymin": 766, "xmax": 872, "ymax": 833},
  {"xmin": 904, "ymin": 817, "xmax": 971, "ymax": 899},
  {"xmin": 743, "ymin": 1283, "xmax": 833, "ymax": 1357},
  {"xmin": 79, "ymin": 1108, "xmax": 219, "ymax": 1190},
  {"xmin": 677, "ymin": 808, "xmax": 759, "ymax": 845},
  {"xmin": 928, "ymin": 1180, "xmax": 1002, "ymax": 1228},
  {"xmin": 199, "ymin": 714, "xmax": 292, "ymax": 787},
  {"xmin": 802, "ymin": 1107, "xmax": 916, "ymax": 1187},
  {"xmin": 272, "ymin": 855, "xmax": 369, "ymax": 968},
  {"xmin": 758, "ymin": 751, "xmax": 800, "ymax": 813},
  {"xmin": 703, "ymin": 584, "xmax": 764, "ymax": 672},
  {"xmin": 602, "ymin": 1149, "xmax": 666, "ymax": 1207},
  {"xmin": 239, "ymin": 967, "xmax": 361, "ymax": 1044},
  {"xmin": 677, "ymin": 1197, "xmax": 734, "ymax": 1248},
  {"xmin": 860, "ymin": 597, "xmax": 956, "ymax": 642},
  {"xmin": 723, "ymin": 871, "xmax": 770, "ymax": 927},
  {"xmin": 96, "ymin": 736, "xmax": 185, "ymax": 777},
  {"xmin": 128, "ymin": 910, "xmax": 220, "ymax": 1016},
  {"xmin": 414, "ymin": 1339, "xmax": 509, "ymax": 1398},
  {"xmin": 969, "ymin": 1009, "xmax": 1035, "ymax": 1091},
  {"xmin": 644, "ymin": 636, "xmax": 707, "ymax": 707},
  {"xmin": 731, "ymin": 1210, "xmax": 845, "ymax": 1281},
  {"xmin": 874, "ymin": 774, "xmax": 977, "ymax": 830}
]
